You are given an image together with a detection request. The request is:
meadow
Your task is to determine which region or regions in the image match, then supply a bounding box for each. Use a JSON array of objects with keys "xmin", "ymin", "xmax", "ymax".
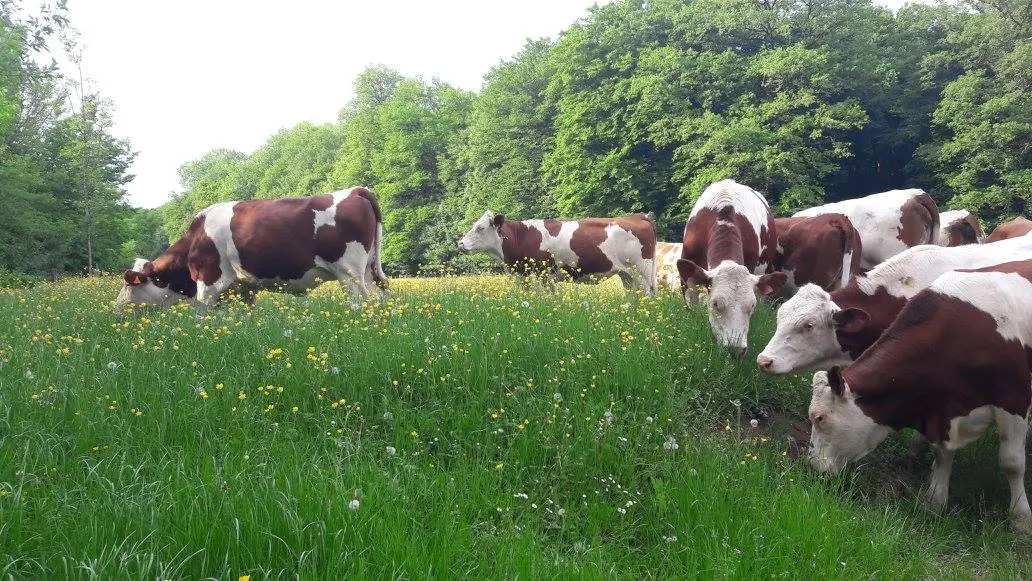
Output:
[{"xmin": 0, "ymin": 275, "xmax": 1029, "ymax": 579}]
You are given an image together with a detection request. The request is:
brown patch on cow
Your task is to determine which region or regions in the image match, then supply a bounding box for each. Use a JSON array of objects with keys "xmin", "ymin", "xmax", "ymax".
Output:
[
  {"xmin": 896, "ymin": 192, "xmax": 939, "ymax": 247},
  {"xmin": 681, "ymin": 205, "xmax": 774, "ymax": 276},
  {"xmin": 231, "ymin": 198, "xmax": 320, "ymax": 280},
  {"xmin": 986, "ymin": 216, "xmax": 1032, "ymax": 243},
  {"xmin": 320, "ymin": 192, "xmax": 377, "ymax": 256},
  {"xmin": 774, "ymin": 214, "xmax": 861, "ymax": 292},
  {"xmin": 543, "ymin": 220, "xmax": 562, "ymax": 237},
  {"xmin": 499, "ymin": 220, "xmax": 552, "ymax": 275},
  {"xmin": 941, "ymin": 212, "xmax": 984, "ymax": 246},
  {"xmin": 186, "ymin": 227, "xmax": 222, "ymax": 286},
  {"xmin": 829, "ymin": 282, "xmax": 907, "ymax": 359},
  {"xmin": 569, "ymin": 226, "xmax": 612, "ymax": 277},
  {"xmin": 842, "ymin": 288, "xmax": 1032, "ymax": 442},
  {"xmin": 624, "ymin": 213, "xmax": 656, "ymax": 260}
]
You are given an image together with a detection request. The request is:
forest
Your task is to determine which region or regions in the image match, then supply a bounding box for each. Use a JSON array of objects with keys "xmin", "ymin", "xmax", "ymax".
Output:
[{"xmin": 1, "ymin": 0, "xmax": 1030, "ymax": 277}]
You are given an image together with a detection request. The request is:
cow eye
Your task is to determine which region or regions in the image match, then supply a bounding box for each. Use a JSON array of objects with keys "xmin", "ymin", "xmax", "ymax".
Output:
[{"xmin": 803, "ymin": 322, "xmax": 814, "ymax": 331}]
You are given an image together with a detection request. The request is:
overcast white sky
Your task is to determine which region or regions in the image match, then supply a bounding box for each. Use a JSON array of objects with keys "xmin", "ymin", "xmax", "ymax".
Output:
[{"xmin": 61, "ymin": 0, "xmax": 921, "ymax": 209}]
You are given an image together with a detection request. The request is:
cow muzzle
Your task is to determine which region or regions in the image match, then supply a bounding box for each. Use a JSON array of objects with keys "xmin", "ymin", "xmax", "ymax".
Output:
[
  {"xmin": 756, "ymin": 354, "xmax": 774, "ymax": 373},
  {"xmin": 727, "ymin": 345, "xmax": 747, "ymax": 359}
]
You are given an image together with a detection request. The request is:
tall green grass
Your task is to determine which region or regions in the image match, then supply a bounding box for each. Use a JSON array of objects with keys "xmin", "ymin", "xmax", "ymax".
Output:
[{"xmin": 0, "ymin": 276, "xmax": 1027, "ymax": 579}]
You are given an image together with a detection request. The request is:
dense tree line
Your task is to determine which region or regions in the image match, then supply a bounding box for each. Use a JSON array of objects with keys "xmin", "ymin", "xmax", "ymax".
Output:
[
  {"xmin": 4, "ymin": 0, "xmax": 1029, "ymax": 277},
  {"xmin": 0, "ymin": 1, "xmax": 146, "ymax": 278}
]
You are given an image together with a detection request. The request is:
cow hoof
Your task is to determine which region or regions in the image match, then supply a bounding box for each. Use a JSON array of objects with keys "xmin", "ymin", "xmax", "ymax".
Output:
[{"xmin": 1012, "ymin": 516, "xmax": 1032, "ymax": 535}]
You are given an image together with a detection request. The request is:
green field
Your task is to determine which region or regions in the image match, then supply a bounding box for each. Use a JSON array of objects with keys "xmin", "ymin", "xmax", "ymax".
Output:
[{"xmin": 0, "ymin": 276, "xmax": 1028, "ymax": 579}]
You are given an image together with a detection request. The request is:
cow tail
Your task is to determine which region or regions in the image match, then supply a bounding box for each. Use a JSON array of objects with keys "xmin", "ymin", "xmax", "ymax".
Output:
[
  {"xmin": 356, "ymin": 187, "xmax": 390, "ymax": 294},
  {"xmin": 832, "ymin": 217, "xmax": 855, "ymax": 289},
  {"xmin": 914, "ymin": 192, "xmax": 940, "ymax": 245}
]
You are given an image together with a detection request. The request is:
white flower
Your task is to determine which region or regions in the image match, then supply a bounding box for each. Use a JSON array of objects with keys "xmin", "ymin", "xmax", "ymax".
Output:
[
  {"xmin": 331, "ymin": 367, "xmax": 340, "ymax": 375},
  {"xmin": 750, "ymin": 419, "xmax": 759, "ymax": 428},
  {"xmin": 553, "ymin": 392, "xmax": 563, "ymax": 403},
  {"xmin": 24, "ymin": 370, "xmax": 34, "ymax": 380},
  {"xmin": 520, "ymin": 300, "xmax": 530, "ymax": 308},
  {"xmin": 283, "ymin": 329, "xmax": 293, "ymax": 338},
  {"xmin": 106, "ymin": 361, "xmax": 119, "ymax": 371},
  {"xmin": 348, "ymin": 499, "xmax": 360, "ymax": 511},
  {"xmin": 617, "ymin": 507, "xmax": 627, "ymax": 515},
  {"xmin": 581, "ymin": 300, "xmax": 589, "ymax": 308},
  {"xmin": 603, "ymin": 409, "xmax": 614, "ymax": 426},
  {"xmin": 386, "ymin": 446, "xmax": 396, "ymax": 456},
  {"xmin": 557, "ymin": 508, "xmax": 566, "ymax": 517},
  {"xmin": 382, "ymin": 411, "xmax": 394, "ymax": 421},
  {"xmin": 663, "ymin": 435, "xmax": 679, "ymax": 451},
  {"xmin": 531, "ymin": 503, "xmax": 538, "ymax": 509},
  {"xmin": 662, "ymin": 535, "xmax": 678, "ymax": 543},
  {"xmin": 514, "ymin": 492, "xmax": 529, "ymax": 500},
  {"xmin": 645, "ymin": 415, "xmax": 654, "ymax": 424}
]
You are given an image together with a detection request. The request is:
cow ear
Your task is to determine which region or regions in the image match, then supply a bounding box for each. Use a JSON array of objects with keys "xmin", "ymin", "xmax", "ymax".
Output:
[
  {"xmin": 492, "ymin": 214, "xmax": 505, "ymax": 228},
  {"xmin": 123, "ymin": 269, "xmax": 144, "ymax": 286},
  {"xmin": 141, "ymin": 261, "xmax": 155, "ymax": 277},
  {"xmin": 827, "ymin": 366, "xmax": 846, "ymax": 397},
  {"xmin": 832, "ymin": 308, "xmax": 870, "ymax": 333},
  {"xmin": 756, "ymin": 272, "xmax": 788, "ymax": 298},
  {"xmin": 677, "ymin": 259, "xmax": 711, "ymax": 288}
]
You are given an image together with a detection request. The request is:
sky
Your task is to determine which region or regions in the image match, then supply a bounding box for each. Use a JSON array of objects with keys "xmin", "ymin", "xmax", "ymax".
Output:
[{"xmin": 60, "ymin": 0, "xmax": 923, "ymax": 209}]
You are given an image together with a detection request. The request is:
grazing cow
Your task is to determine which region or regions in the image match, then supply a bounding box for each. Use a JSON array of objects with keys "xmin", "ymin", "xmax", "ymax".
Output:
[
  {"xmin": 655, "ymin": 242, "xmax": 683, "ymax": 290},
  {"xmin": 986, "ymin": 216, "xmax": 1032, "ymax": 243},
  {"xmin": 807, "ymin": 260, "xmax": 1032, "ymax": 532},
  {"xmin": 115, "ymin": 187, "xmax": 388, "ymax": 313},
  {"xmin": 457, "ymin": 212, "xmax": 657, "ymax": 295},
  {"xmin": 772, "ymin": 214, "xmax": 861, "ymax": 297},
  {"xmin": 756, "ymin": 233, "xmax": 1032, "ymax": 374},
  {"xmin": 936, "ymin": 209, "xmax": 984, "ymax": 246},
  {"xmin": 678, "ymin": 179, "xmax": 783, "ymax": 356},
  {"xmin": 794, "ymin": 189, "xmax": 939, "ymax": 270}
]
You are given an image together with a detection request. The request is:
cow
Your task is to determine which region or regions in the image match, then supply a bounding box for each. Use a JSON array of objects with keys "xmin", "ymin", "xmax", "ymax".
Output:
[
  {"xmin": 655, "ymin": 242, "xmax": 683, "ymax": 290},
  {"xmin": 807, "ymin": 260, "xmax": 1032, "ymax": 533},
  {"xmin": 115, "ymin": 187, "xmax": 389, "ymax": 314},
  {"xmin": 793, "ymin": 189, "xmax": 939, "ymax": 271},
  {"xmin": 756, "ymin": 233, "xmax": 1032, "ymax": 375},
  {"xmin": 677, "ymin": 179, "xmax": 784, "ymax": 357},
  {"xmin": 772, "ymin": 214, "xmax": 861, "ymax": 297},
  {"xmin": 456, "ymin": 212, "xmax": 657, "ymax": 295},
  {"xmin": 936, "ymin": 209, "xmax": 984, "ymax": 246},
  {"xmin": 986, "ymin": 216, "xmax": 1032, "ymax": 243}
]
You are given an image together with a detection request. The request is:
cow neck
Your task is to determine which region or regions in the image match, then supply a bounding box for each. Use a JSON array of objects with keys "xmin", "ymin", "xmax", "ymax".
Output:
[
  {"xmin": 500, "ymin": 220, "xmax": 543, "ymax": 265},
  {"xmin": 705, "ymin": 216, "xmax": 744, "ymax": 268},
  {"xmin": 151, "ymin": 241, "xmax": 197, "ymax": 298},
  {"xmin": 830, "ymin": 278, "xmax": 906, "ymax": 358}
]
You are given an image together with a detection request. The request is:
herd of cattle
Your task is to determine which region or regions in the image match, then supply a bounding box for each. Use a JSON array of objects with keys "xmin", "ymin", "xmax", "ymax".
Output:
[{"xmin": 113, "ymin": 182, "xmax": 1032, "ymax": 532}]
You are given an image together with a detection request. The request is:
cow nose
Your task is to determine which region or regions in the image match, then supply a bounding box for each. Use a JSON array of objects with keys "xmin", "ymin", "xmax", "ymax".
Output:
[
  {"xmin": 757, "ymin": 355, "xmax": 774, "ymax": 373},
  {"xmin": 728, "ymin": 345, "xmax": 747, "ymax": 359}
]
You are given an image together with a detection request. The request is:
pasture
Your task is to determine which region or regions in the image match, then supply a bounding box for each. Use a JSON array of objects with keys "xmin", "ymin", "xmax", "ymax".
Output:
[{"xmin": 0, "ymin": 275, "xmax": 1028, "ymax": 579}]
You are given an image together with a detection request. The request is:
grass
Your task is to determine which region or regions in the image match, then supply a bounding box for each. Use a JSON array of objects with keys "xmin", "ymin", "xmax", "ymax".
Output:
[{"xmin": 0, "ymin": 274, "xmax": 1029, "ymax": 579}]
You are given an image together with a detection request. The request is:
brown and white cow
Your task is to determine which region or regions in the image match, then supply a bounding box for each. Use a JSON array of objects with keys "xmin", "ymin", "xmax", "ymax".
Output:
[
  {"xmin": 936, "ymin": 209, "xmax": 984, "ymax": 246},
  {"xmin": 457, "ymin": 212, "xmax": 657, "ymax": 295},
  {"xmin": 655, "ymin": 242, "xmax": 683, "ymax": 291},
  {"xmin": 807, "ymin": 261, "xmax": 1032, "ymax": 532},
  {"xmin": 678, "ymin": 179, "xmax": 783, "ymax": 357},
  {"xmin": 986, "ymin": 216, "xmax": 1032, "ymax": 243},
  {"xmin": 756, "ymin": 233, "xmax": 1032, "ymax": 374},
  {"xmin": 793, "ymin": 189, "xmax": 939, "ymax": 270},
  {"xmin": 772, "ymin": 214, "xmax": 861, "ymax": 297},
  {"xmin": 115, "ymin": 187, "xmax": 388, "ymax": 313}
]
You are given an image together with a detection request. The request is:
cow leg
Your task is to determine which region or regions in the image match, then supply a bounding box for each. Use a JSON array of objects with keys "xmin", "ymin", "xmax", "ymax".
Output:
[
  {"xmin": 996, "ymin": 409, "xmax": 1032, "ymax": 532},
  {"xmin": 366, "ymin": 263, "xmax": 390, "ymax": 302},
  {"xmin": 926, "ymin": 444, "xmax": 955, "ymax": 511}
]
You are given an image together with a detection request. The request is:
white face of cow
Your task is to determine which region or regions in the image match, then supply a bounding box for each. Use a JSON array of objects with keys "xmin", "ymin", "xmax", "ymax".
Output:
[
  {"xmin": 756, "ymin": 284, "xmax": 852, "ymax": 374},
  {"xmin": 113, "ymin": 259, "xmax": 190, "ymax": 314},
  {"xmin": 679, "ymin": 259, "xmax": 786, "ymax": 357},
  {"xmin": 808, "ymin": 370, "xmax": 893, "ymax": 474},
  {"xmin": 458, "ymin": 211, "xmax": 505, "ymax": 259}
]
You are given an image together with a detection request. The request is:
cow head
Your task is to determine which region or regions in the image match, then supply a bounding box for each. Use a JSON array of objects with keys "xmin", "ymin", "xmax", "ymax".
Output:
[
  {"xmin": 756, "ymin": 284, "xmax": 856, "ymax": 374},
  {"xmin": 807, "ymin": 368, "xmax": 893, "ymax": 474},
  {"xmin": 679, "ymin": 259, "xmax": 786, "ymax": 357},
  {"xmin": 114, "ymin": 258, "xmax": 190, "ymax": 314},
  {"xmin": 458, "ymin": 211, "xmax": 506, "ymax": 259}
]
